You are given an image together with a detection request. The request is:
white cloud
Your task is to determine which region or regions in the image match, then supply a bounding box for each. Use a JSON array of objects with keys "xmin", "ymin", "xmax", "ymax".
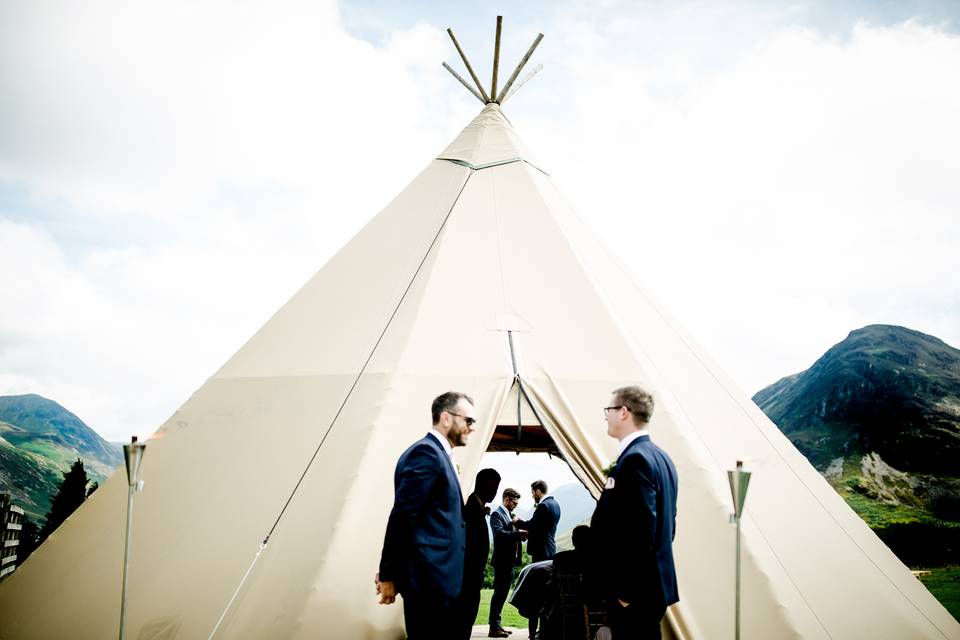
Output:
[
  {"xmin": 0, "ymin": 1, "xmax": 476, "ymax": 439},
  {"xmin": 519, "ymin": 17, "xmax": 960, "ymax": 391},
  {"xmin": 0, "ymin": 3, "xmax": 958, "ymax": 441}
]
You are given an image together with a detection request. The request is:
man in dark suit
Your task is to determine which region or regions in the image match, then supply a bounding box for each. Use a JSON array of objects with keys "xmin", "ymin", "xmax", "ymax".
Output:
[
  {"xmin": 488, "ymin": 487, "xmax": 526, "ymax": 638},
  {"xmin": 515, "ymin": 480, "xmax": 561, "ymax": 562},
  {"xmin": 591, "ymin": 385, "xmax": 679, "ymax": 640},
  {"xmin": 460, "ymin": 467, "xmax": 501, "ymax": 639},
  {"xmin": 514, "ymin": 481, "xmax": 560, "ymax": 640},
  {"xmin": 376, "ymin": 392, "xmax": 477, "ymax": 639}
]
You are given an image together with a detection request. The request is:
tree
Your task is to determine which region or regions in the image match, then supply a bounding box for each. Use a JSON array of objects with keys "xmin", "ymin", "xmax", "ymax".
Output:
[
  {"xmin": 39, "ymin": 459, "xmax": 91, "ymax": 543},
  {"xmin": 16, "ymin": 518, "xmax": 40, "ymax": 565}
]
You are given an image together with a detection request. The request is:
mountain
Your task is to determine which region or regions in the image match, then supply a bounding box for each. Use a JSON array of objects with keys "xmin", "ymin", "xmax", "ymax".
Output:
[
  {"xmin": 753, "ymin": 325, "xmax": 960, "ymax": 475},
  {"xmin": 0, "ymin": 394, "xmax": 122, "ymax": 522},
  {"xmin": 753, "ymin": 325, "xmax": 960, "ymax": 567},
  {"xmin": 552, "ymin": 481, "xmax": 596, "ymax": 535}
]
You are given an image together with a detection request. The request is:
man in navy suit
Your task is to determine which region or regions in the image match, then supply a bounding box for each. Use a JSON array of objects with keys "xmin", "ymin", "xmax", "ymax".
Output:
[
  {"xmin": 488, "ymin": 487, "xmax": 526, "ymax": 638},
  {"xmin": 514, "ymin": 479, "xmax": 560, "ymax": 637},
  {"xmin": 591, "ymin": 386, "xmax": 679, "ymax": 640},
  {"xmin": 515, "ymin": 480, "xmax": 561, "ymax": 562},
  {"xmin": 376, "ymin": 392, "xmax": 477, "ymax": 639}
]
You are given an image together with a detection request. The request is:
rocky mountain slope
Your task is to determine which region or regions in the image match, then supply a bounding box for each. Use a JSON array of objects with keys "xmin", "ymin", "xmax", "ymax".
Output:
[
  {"xmin": 754, "ymin": 324, "xmax": 960, "ymax": 475},
  {"xmin": 753, "ymin": 325, "xmax": 960, "ymax": 566}
]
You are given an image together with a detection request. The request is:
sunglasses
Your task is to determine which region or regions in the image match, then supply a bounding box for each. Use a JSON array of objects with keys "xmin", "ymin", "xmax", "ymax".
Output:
[{"xmin": 447, "ymin": 412, "xmax": 476, "ymax": 427}]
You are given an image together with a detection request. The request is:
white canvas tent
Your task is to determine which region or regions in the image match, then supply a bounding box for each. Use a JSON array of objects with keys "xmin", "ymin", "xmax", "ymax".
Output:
[{"xmin": 2, "ymin": 55, "xmax": 959, "ymax": 640}]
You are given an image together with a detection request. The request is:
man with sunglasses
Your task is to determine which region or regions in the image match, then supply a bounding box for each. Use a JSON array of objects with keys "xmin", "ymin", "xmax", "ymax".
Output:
[
  {"xmin": 376, "ymin": 392, "xmax": 477, "ymax": 639},
  {"xmin": 591, "ymin": 386, "xmax": 679, "ymax": 640}
]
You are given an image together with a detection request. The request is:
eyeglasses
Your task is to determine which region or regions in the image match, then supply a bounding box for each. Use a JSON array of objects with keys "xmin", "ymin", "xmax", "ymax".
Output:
[
  {"xmin": 447, "ymin": 412, "xmax": 476, "ymax": 427},
  {"xmin": 602, "ymin": 405, "xmax": 624, "ymax": 418}
]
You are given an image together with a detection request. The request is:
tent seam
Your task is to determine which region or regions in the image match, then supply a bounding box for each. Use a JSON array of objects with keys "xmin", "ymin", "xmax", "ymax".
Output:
[{"xmin": 437, "ymin": 156, "xmax": 550, "ymax": 175}]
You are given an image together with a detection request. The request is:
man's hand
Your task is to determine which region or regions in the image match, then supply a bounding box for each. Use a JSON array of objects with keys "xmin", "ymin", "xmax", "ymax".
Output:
[
  {"xmin": 617, "ymin": 598, "xmax": 630, "ymax": 608},
  {"xmin": 375, "ymin": 573, "xmax": 397, "ymax": 605}
]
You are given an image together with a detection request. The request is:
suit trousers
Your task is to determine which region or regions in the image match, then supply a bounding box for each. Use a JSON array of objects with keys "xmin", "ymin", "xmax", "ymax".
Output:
[
  {"xmin": 459, "ymin": 587, "xmax": 482, "ymax": 640},
  {"xmin": 488, "ymin": 565, "xmax": 516, "ymax": 628},
  {"xmin": 609, "ymin": 602, "xmax": 664, "ymax": 640},
  {"xmin": 403, "ymin": 593, "xmax": 457, "ymax": 640}
]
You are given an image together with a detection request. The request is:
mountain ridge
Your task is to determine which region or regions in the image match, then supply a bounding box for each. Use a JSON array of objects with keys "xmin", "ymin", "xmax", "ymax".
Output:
[{"xmin": 753, "ymin": 324, "xmax": 960, "ymax": 475}]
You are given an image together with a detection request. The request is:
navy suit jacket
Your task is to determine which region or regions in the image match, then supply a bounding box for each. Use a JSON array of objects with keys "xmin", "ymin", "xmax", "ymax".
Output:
[
  {"xmin": 516, "ymin": 496, "xmax": 561, "ymax": 561},
  {"xmin": 590, "ymin": 434, "xmax": 679, "ymax": 613},
  {"xmin": 378, "ymin": 434, "xmax": 465, "ymax": 601},
  {"xmin": 489, "ymin": 506, "xmax": 523, "ymax": 569}
]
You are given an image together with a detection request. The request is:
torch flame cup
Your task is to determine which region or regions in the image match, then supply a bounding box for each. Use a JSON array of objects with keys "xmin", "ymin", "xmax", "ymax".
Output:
[{"xmin": 123, "ymin": 436, "xmax": 146, "ymax": 488}]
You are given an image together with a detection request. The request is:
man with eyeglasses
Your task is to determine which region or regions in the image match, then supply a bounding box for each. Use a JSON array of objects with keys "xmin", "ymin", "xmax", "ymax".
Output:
[
  {"xmin": 376, "ymin": 392, "xmax": 477, "ymax": 639},
  {"xmin": 591, "ymin": 386, "xmax": 679, "ymax": 640}
]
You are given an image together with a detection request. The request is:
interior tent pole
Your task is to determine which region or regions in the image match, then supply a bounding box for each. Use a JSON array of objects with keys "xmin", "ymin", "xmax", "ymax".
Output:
[
  {"xmin": 442, "ymin": 62, "xmax": 485, "ymax": 103},
  {"xmin": 507, "ymin": 331, "xmax": 522, "ymax": 441},
  {"xmin": 500, "ymin": 63, "xmax": 543, "ymax": 104},
  {"xmin": 497, "ymin": 33, "xmax": 544, "ymax": 103},
  {"xmin": 446, "ymin": 28, "xmax": 491, "ymax": 103},
  {"xmin": 491, "ymin": 16, "xmax": 503, "ymax": 101},
  {"xmin": 728, "ymin": 460, "xmax": 752, "ymax": 640}
]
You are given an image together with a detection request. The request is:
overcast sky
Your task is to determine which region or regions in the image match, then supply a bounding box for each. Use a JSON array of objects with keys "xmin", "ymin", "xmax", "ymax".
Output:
[{"xmin": 1, "ymin": 1, "xmax": 958, "ymax": 443}]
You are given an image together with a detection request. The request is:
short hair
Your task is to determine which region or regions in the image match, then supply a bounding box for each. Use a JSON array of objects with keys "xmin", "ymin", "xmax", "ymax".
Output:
[
  {"xmin": 431, "ymin": 391, "xmax": 474, "ymax": 425},
  {"xmin": 531, "ymin": 480, "xmax": 547, "ymax": 494},
  {"xmin": 476, "ymin": 468, "xmax": 501, "ymax": 485},
  {"xmin": 612, "ymin": 385, "xmax": 654, "ymax": 426},
  {"xmin": 502, "ymin": 488, "xmax": 521, "ymax": 499},
  {"xmin": 571, "ymin": 525, "xmax": 592, "ymax": 550}
]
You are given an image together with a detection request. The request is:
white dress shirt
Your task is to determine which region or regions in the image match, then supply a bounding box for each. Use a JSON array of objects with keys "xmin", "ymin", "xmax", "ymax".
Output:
[
  {"xmin": 618, "ymin": 428, "xmax": 649, "ymax": 458},
  {"xmin": 427, "ymin": 428, "xmax": 453, "ymax": 459}
]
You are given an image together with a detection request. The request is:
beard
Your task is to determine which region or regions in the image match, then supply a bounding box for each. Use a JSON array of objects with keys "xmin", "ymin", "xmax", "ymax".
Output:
[{"xmin": 450, "ymin": 425, "xmax": 469, "ymax": 446}]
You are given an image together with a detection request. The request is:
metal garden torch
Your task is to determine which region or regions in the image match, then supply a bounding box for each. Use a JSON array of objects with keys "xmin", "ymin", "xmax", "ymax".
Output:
[
  {"xmin": 120, "ymin": 436, "xmax": 146, "ymax": 640},
  {"xmin": 727, "ymin": 459, "xmax": 751, "ymax": 640}
]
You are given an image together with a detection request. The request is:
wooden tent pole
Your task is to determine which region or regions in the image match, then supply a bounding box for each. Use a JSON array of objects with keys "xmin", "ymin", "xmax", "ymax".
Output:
[
  {"xmin": 442, "ymin": 62, "xmax": 485, "ymax": 103},
  {"xmin": 498, "ymin": 33, "xmax": 544, "ymax": 102},
  {"xmin": 500, "ymin": 63, "xmax": 543, "ymax": 104},
  {"xmin": 447, "ymin": 28, "xmax": 491, "ymax": 103},
  {"xmin": 491, "ymin": 16, "xmax": 503, "ymax": 101}
]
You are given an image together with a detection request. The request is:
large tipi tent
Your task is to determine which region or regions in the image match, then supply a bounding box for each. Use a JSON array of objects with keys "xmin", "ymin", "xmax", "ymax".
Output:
[{"xmin": 2, "ymin": 25, "xmax": 958, "ymax": 640}]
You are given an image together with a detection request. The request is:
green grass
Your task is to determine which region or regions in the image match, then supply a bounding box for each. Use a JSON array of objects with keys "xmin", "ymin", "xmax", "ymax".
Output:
[
  {"xmin": 825, "ymin": 457, "xmax": 939, "ymax": 528},
  {"xmin": 474, "ymin": 588, "xmax": 528, "ymax": 629},
  {"xmin": 919, "ymin": 566, "xmax": 960, "ymax": 622},
  {"xmin": 842, "ymin": 491, "xmax": 937, "ymax": 527}
]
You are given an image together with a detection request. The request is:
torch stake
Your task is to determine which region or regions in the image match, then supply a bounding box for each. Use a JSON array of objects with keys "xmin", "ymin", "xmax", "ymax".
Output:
[
  {"xmin": 120, "ymin": 436, "xmax": 146, "ymax": 640},
  {"xmin": 120, "ymin": 482, "xmax": 134, "ymax": 640},
  {"xmin": 727, "ymin": 459, "xmax": 751, "ymax": 640}
]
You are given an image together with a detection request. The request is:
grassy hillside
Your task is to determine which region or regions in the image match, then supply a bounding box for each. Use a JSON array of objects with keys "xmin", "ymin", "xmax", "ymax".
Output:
[{"xmin": 0, "ymin": 395, "xmax": 122, "ymax": 523}]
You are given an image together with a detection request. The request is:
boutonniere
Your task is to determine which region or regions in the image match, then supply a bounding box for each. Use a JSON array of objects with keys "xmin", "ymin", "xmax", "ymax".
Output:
[
  {"xmin": 602, "ymin": 461, "xmax": 617, "ymax": 477},
  {"xmin": 484, "ymin": 506, "xmax": 491, "ymax": 516}
]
